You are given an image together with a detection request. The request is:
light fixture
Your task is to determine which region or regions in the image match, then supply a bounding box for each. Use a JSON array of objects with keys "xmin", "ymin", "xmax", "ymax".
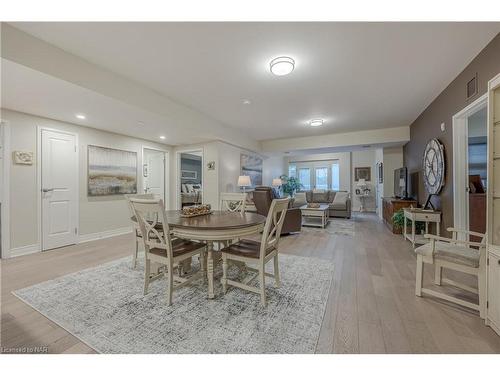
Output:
[
  {"xmin": 243, "ymin": 99, "xmax": 251, "ymax": 105},
  {"xmin": 272, "ymin": 178, "xmax": 282, "ymax": 187},
  {"xmin": 270, "ymin": 56, "xmax": 295, "ymax": 76},
  {"xmin": 309, "ymin": 119, "xmax": 324, "ymax": 127},
  {"xmin": 159, "ymin": 135, "xmax": 166, "ymax": 140},
  {"xmin": 237, "ymin": 175, "xmax": 252, "ymax": 193},
  {"xmin": 75, "ymin": 114, "xmax": 86, "ymax": 120}
]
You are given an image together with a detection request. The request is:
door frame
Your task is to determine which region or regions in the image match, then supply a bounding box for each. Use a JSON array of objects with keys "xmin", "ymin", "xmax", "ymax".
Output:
[
  {"xmin": 0, "ymin": 120, "xmax": 11, "ymax": 258},
  {"xmin": 452, "ymin": 93, "xmax": 488, "ymax": 237},
  {"xmin": 37, "ymin": 126, "xmax": 79, "ymax": 251},
  {"xmin": 175, "ymin": 148, "xmax": 204, "ymax": 210},
  {"xmin": 141, "ymin": 146, "xmax": 169, "ymax": 208}
]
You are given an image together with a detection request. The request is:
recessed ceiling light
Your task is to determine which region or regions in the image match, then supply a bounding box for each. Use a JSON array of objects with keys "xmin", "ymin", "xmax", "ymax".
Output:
[
  {"xmin": 243, "ymin": 99, "xmax": 251, "ymax": 105},
  {"xmin": 270, "ymin": 56, "xmax": 295, "ymax": 76},
  {"xmin": 159, "ymin": 136, "xmax": 166, "ymax": 140},
  {"xmin": 75, "ymin": 114, "xmax": 86, "ymax": 120},
  {"xmin": 309, "ymin": 119, "xmax": 324, "ymax": 127},
  {"xmin": 138, "ymin": 121, "xmax": 145, "ymax": 126}
]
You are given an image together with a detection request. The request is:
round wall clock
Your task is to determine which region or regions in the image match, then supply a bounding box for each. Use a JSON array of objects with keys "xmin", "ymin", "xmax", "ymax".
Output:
[{"xmin": 422, "ymin": 138, "xmax": 445, "ymax": 195}]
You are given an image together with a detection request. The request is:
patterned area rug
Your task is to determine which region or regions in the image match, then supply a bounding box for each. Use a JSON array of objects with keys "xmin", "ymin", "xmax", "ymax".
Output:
[
  {"xmin": 302, "ymin": 217, "xmax": 355, "ymax": 236},
  {"xmin": 13, "ymin": 254, "xmax": 334, "ymax": 354}
]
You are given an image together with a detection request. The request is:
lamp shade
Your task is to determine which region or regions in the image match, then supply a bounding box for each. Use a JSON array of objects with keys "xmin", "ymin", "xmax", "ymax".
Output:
[
  {"xmin": 272, "ymin": 178, "xmax": 282, "ymax": 187},
  {"xmin": 237, "ymin": 175, "xmax": 251, "ymax": 187},
  {"xmin": 357, "ymin": 178, "xmax": 366, "ymax": 186}
]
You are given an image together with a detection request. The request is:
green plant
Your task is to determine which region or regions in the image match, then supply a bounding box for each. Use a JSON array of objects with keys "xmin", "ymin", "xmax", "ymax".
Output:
[
  {"xmin": 280, "ymin": 175, "xmax": 303, "ymax": 197},
  {"xmin": 392, "ymin": 209, "xmax": 425, "ymax": 232}
]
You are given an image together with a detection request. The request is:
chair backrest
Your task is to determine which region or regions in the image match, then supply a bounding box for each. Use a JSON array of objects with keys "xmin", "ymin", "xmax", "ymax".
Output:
[
  {"xmin": 220, "ymin": 192, "xmax": 247, "ymax": 212},
  {"xmin": 129, "ymin": 198, "xmax": 172, "ymax": 257},
  {"xmin": 259, "ymin": 198, "xmax": 289, "ymax": 259},
  {"xmin": 125, "ymin": 193, "xmax": 156, "ymax": 222}
]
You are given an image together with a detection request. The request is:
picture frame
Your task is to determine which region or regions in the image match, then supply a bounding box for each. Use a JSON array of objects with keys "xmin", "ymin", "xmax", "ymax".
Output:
[
  {"xmin": 181, "ymin": 170, "xmax": 198, "ymax": 179},
  {"xmin": 377, "ymin": 162, "xmax": 383, "ymax": 183},
  {"xmin": 354, "ymin": 167, "xmax": 371, "ymax": 182}
]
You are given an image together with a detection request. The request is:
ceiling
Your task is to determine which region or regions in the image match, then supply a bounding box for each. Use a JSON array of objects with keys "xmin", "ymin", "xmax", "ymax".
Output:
[{"xmin": 5, "ymin": 22, "xmax": 500, "ymax": 143}]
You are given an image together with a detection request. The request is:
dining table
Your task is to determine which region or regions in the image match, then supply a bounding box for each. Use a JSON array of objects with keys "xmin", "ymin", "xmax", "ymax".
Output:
[{"xmin": 165, "ymin": 210, "xmax": 267, "ymax": 299}]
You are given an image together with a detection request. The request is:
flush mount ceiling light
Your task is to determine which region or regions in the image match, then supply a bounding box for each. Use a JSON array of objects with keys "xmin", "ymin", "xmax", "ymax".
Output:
[
  {"xmin": 309, "ymin": 119, "xmax": 324, "ymax": 127},
  {"xmin": 269, "ymin": 56, "xmax": 295, "ymax": 76},
  {"xmin": 242, "ymin": 99, "xmax": 251, "ymax": 105},
  {"xmin": 159, "ymin": 135, "xmax": 166, "ymax": 140},
  {"xmin": 75, "ymin": 113, "xmax": 86, "ymax": 120}
]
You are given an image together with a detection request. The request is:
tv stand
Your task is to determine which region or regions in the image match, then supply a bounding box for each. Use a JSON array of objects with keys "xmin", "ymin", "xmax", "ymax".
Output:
[{"xmin": 382, "ymin": 197, "xmax": 417, "ymax": 234}]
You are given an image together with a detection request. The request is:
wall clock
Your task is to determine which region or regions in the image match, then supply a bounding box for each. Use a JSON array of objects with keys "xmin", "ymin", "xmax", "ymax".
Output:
[{"xmin": 422, "ymin": 138, "xmax": 445, "ymax": 209}]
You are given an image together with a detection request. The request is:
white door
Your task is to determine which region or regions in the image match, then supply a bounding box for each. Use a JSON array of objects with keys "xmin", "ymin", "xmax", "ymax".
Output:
[
  {"xmin": 41, "ymin": 129, "xmax": 78, "ymax": 250},
  {"xmin": 144, "ymin": 150, "xmax": 165, "ymax": 201}
]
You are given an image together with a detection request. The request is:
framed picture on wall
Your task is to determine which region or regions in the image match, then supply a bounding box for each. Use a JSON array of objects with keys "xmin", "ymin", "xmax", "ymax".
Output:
[
  {"xmin": 354, "ymin": 167, "xmax": 371, "ymax": 182},
  {"xmin": 240, "ymin": 153, "xmax": 263, "ymax": 186},
  {"xmin": 181, "ymin": 170, "xmax": 198, "ymax": 180},
  {"xmin": 377, "ymin": 162, "xmax": 383, "ymax": 183}
]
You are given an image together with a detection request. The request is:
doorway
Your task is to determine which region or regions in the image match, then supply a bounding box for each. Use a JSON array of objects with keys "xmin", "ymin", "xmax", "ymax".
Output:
[
  {"xmin": 177, "ymin": 150, "xmax": 203, "ymax": 209},
  {"xmin": 0, "ymin": 121, "xmax": 10, "ymax": 258},
  {"xmin": 39, "ymin": 128, "xmax": 79, "ymax": 251},
  {"xmin": 453, "ymin": 94, "xmax": 488, "ymax": 240},
  {"xmin": 142, "ymin": 147, "xmax": 168, "ymax": 204}
]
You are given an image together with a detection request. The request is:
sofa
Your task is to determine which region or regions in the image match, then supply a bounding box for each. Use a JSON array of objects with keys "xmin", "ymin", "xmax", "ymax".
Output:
[
  {"xmin": 252, "ymin": 186, "xmax": 302, "ymax": 234},
  {"xmin": 298, "ymin": 190, "xmax": 351, "ymax": 219}
]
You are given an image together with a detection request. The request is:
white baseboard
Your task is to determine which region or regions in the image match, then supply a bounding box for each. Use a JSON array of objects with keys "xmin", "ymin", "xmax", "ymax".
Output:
[
  {"xmin": 78, "ymin": 227, "xmax": 132, "ymax": 243},
  {"xmin": 9, "ymin": 243, "xmax": 40, "ymax": 258}
]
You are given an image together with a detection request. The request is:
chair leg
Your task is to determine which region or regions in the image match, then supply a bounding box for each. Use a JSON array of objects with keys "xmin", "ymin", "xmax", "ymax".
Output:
[
  {"xmin": 222, "ymin": 256, "xmax": 228, "ymax": 294},
  {"xmin": 166, "ymin": 263, "xmax": 173, "ymax": 306},
  {"xmin": 415, "ymin": 254, "xmax": 424, "ymax": 297},
  {"xmin": 434, "ymin": 265, "xmax": 442, "ymax": 286},
  {"xmin": 274, "ymin": 254, "xmax": 281, "ymax": 288},
  {"xmin": 200, "ymin": 249, "xmax": 207, "ymax": 279},
  {"xmin": 478, "ymin": 268, "xmax": 486, "ymax": 319},
  {"xmin": 259, "ymin": 265, "xmax": 266, "ymax": 307},
  {"xmin": 132, "ymin": 238, "xmax": 138, "ymax": 268},
  {"xmin": 144, "ymin": 258, "xmax": 151, "ymax": 295}
]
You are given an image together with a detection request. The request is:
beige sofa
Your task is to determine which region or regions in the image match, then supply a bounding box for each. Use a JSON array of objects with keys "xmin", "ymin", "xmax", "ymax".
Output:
[{"xmin": 294, "ymin": 190, "xmax": 351, "ymax": 219}]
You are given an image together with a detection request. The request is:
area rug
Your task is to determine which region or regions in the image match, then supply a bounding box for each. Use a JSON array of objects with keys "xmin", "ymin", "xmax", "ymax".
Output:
[
  {"xmin": 13, "ymin": 254, "xmax": 334, "ymax": 354},
  {"xmin": 302, "ymin": 217, "xmax": 355, "ymax": 236}
]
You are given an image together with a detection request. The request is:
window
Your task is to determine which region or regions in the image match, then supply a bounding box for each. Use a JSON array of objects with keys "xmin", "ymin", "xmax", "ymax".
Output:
[
  {"xmin": 288, "ymin": 164, "xmax": 297, "ymax": 178},
  {"xmin": 332, "ymin": 163, "xmax": 340, "ymax": 191},
  {"xmin": 298, "ymin": 168, "xmax": 311, "ymax": 190},
  {"xmin": 315, "ymin": 167, "xmax": 328, "ymax": 190}
]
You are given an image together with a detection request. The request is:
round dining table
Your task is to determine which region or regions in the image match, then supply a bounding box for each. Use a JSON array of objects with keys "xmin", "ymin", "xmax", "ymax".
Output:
[{"xmin": 165, "ymin": 210, "xmax": 267, "ymax": 298}]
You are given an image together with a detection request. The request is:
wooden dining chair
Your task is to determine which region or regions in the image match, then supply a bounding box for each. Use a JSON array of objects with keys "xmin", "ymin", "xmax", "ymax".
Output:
[
  {"xmin": 221, "ymin": 198, "xmax": 289, "ymax": 306},
  {"xmin": 129, "ymin": 197, "xmax": 207, "ymax": 306},
  {"xmin": 125, "ymin": 193, "xmax": 159, "ymax": 268},
  {"xmin": 219, "ymin": 192, "xmax": 247, "ymax": 213}
]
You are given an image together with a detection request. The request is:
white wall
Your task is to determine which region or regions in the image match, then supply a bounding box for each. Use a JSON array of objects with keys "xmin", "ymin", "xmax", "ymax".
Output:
[
  {"xmin": 3, "ymin": 109, "xmax": 171, "ymax": 250},
  {"xmin": 262, "ymin": 155, "xmax": 286, "ymax": 186},
  {"xmin": 382, "ymin": 147, "xmax": 404, "ymax": 198},
  {"xmin": 286, "ymin": 152, "xmax": 351, "ymax": 192},
  {"xmin": 352, "ymin": 150, "xmax": 376, "ymax": 212},
  {"xmin": 374, "ymin": 148, "xmax": 384, "ymax": 218}
]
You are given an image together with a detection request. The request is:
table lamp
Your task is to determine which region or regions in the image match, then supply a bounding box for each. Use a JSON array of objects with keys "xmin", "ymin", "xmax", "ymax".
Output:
[
  {"xmin": 238, "ymin": 175, "xmax": 251, "ymax": 193},
  {"xmin": 272, "ymin": 178, "xmax": 282, "ymax": 187}
]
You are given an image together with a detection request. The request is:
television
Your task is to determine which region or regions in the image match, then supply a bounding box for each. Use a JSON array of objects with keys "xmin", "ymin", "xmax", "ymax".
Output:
[{"xmin": 394, "ymin": 167, "xmax": 408, "ymax": 199}]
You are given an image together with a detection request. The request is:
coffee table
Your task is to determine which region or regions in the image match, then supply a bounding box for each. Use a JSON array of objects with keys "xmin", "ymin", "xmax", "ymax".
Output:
[{"xmin": 300, "ymin": 204, "xmax": 330, "ymax": 228}]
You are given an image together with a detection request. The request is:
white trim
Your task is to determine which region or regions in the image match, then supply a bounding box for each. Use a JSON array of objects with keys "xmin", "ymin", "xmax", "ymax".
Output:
[
  {"xmin": 175, "ymin": 148, "xmax": 204, "ymax": 210},
  {"xmin": 78, "ymin": 227, "xmax": 132, "ymax": 244},
  {"xmin": 37, "ymin": 126, "xmax": 80, "ymax": 251},
  {"xmin": 10, "ymin": 243, "xmax": 40, "ymax": 258},
  {"xmin": 0, "ymin": 120, "xmax": 11, "ymax": 259},
  {"xmin": 452, "ymin": 93, "xmax": 487, "ymax": 240},
  {"xmin": 141, "ymin": 146, "xmax": 169, "ymax": 209}
]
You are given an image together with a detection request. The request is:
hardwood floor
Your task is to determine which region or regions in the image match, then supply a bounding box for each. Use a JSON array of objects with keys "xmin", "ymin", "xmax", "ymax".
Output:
[{"xmin": 1, "ymin": 213, "xmax": 499, "ymax": 353}]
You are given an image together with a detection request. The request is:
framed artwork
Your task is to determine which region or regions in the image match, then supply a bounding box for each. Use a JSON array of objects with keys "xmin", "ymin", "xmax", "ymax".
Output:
[
  {"xmin": 13, "ymin": 151, "xmax": 34, "ymax": 165},
  {"xmin": 377, "ymin": 162, "xmax": 383, "ymax": 183},
  {"xmin": 240, "ymin": 153, "xmax": 263, "ymax": 186},
  {"xmin": 354, "ymin": 167, "xmax": 371, "ymax": 182},
  {"xmin": 87, "ymin": 145, "xmax": 137, "ymax": 196},
  {"xmin": 181, "ymin": 170, "xmax": 198, "ymax": 179}
]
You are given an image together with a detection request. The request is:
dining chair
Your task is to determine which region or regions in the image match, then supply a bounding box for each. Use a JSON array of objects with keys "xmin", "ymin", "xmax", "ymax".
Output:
[
  {"xmin": 221, "ymin": 197, "xmax": 289, "ymax": 306},
  {"xmin": 219, "ymin": 192, "xmax": 247, "ymax": 212},
  {"xmin": 125, "ymin": 193, "xmax": 160, "ymax": 268},
  {"xmin": 415, "ymin": 227, "xmax": 487, "ymax": 318},
  {"xmin": 130, "ymin": 197, "xmax": 207, "ymax": 306}
]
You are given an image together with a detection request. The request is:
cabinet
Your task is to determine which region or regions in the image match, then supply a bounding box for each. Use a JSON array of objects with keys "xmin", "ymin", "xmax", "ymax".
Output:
[
  {"xmin": 486, "ymin": 74, "xmax": 500, "ymax": 335},
  {"xmin": 382, "ymin": 197, "xmax": 417, "ymax": 234}
]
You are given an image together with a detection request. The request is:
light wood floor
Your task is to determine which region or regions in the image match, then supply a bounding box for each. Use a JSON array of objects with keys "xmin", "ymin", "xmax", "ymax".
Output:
[{"xmin": 2, "ymin": 213, "xmax": 499, "ymax": 353}]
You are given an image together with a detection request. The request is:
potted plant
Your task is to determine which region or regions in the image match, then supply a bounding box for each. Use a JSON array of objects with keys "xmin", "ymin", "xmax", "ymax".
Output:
[
  {"xmin": 280, "ymin": 175, "xmax": 303, "ymax": 197},
  {"xmin": 392, "ymin": 209, "xmax": 425, "ymax": 234}
]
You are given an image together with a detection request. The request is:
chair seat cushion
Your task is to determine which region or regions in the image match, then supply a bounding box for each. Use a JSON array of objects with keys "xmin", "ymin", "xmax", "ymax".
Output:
[
  {"xmin": 221, "ymin": 239, "xmax": 274, "ymax": 259},
  {"xmin": 150, "ymin": 239, "xmax": 205, "ymax": 258},
  {"xmin": 415, "ymin": 241, "xmax": 480, "ymax": 268}
]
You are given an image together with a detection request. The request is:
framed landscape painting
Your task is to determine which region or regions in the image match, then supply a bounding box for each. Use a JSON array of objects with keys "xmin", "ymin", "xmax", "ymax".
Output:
[
  {"xmin": 354, "ymin": 166, "xmax": 371, "ymax": 182},
  {"xmin": 87, "ymin": 145, "xmax": 137, "ymax": 196},
  {"xmin": 240, "ymin": 153, "xmax": 263, "ymax": 186}
]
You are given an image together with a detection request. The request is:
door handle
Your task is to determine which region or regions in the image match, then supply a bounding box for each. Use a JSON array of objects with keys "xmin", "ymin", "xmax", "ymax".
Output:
[{"xmin": 42, "ymin": 188, "xmax": 55, "ymax": 193}]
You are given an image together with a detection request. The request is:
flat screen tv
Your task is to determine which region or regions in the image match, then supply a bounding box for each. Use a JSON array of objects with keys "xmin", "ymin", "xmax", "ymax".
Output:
[{"xmin": 394, "ymin": 167, "xmax": 408, "ymax": 199}]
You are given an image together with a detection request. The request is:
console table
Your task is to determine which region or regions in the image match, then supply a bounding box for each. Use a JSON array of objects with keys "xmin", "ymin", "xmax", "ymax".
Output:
[
  {"xmin": 403, "ymin": 208, "xmax": 441, "ymax": 248},
  {"xmin": 382, "ymin": 197, "xmax": 417, "ymax": 234}
]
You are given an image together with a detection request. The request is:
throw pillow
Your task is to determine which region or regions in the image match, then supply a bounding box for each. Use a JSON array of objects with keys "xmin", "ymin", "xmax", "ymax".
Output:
[{"xmin": 293, "ymin": 192, "xmax": 307, "ymax": 207}]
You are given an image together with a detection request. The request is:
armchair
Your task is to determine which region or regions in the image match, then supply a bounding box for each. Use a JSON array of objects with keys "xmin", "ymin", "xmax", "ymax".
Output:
[{"xmin": 415, "ymin": 227, "xmax": 486, "ymax": 318}]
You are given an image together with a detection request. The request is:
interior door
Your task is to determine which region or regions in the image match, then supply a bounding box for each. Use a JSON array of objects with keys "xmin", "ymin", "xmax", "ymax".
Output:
[
  {"xmin": 144, "ymin": 150, "xmax": 165, "ymax": 201},
  {"xmin": 41, "ymin": 129, "xmax": 78, "ymax": 250}
]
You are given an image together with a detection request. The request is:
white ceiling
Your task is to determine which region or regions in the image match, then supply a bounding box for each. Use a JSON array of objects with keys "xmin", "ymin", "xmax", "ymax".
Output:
[{"xmin": 6, "ymin": 22, "xmax": 500, "ymax": 142}]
